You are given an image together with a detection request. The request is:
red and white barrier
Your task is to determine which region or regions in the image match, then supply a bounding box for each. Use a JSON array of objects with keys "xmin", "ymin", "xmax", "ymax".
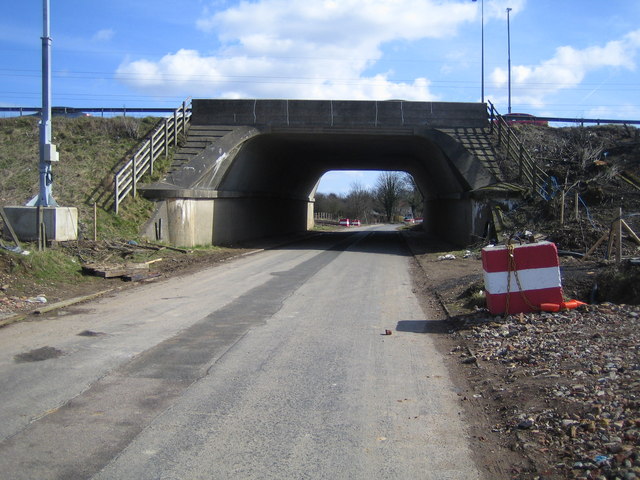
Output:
[{"xmin": 481, "ymin": 241, "xmax": 564, "ymax": 315}]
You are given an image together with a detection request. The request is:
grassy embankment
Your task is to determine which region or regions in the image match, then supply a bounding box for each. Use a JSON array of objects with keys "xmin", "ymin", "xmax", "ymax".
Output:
[{"xmin": 0, "ymin": 115, "xmax": 174, "ymax": 294}]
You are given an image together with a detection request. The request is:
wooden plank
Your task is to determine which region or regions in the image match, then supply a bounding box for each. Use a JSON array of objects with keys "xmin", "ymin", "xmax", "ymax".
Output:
[
  {"xmin": 82, "ymin": 262, "xmax": 149, "ymax": 278},
  {"xmin": 122, "ymin": 272, "xmax": 162, "ymax": 282},
  {"xmin": 144, "ymin": 242, "xmax": 191, "ymax": 253},
  {"xmin": 616, "ymin": 208, "xmax": 623, "ymax": 263},
  {"xmin": 621, "ymin": 219, "xmax": 640, "ymax": 244},
  {"xmin": 583, "ymin": 231, "xmax": 609, "ymax": 260},
  {"xmin": 0, "ymin": 207, "xmax": 21, "ymax": 247},
  {"xmin": 33, "ymin": 289, "xmax": 113, "ymax": 314}
]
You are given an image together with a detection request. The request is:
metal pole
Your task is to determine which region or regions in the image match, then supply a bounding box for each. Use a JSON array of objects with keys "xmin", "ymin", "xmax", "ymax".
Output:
[
  {"xmin": 38, "ymin": 0, "xmax": 55, "ymax": 206},
  {"xmin": 472, "ymin": 0, "xmax": 484, "ymax": 103},
  {"xmin": 507, "ymin": 7, "xmax": 512, "ymax": 114},
  {"xmin": 481, "ymin": 0, "xmax": 484, "ymax": 103}
]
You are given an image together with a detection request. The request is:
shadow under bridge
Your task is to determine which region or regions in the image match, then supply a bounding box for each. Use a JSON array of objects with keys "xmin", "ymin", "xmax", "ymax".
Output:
[{"xmin": 139, "ymin": 99, "xmax": 501, "ymax": 247}]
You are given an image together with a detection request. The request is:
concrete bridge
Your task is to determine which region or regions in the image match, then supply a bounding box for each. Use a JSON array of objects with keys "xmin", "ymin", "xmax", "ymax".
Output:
[{"xmin": 140, "ymin": 99, "xmax": 506, "ymax": 246}]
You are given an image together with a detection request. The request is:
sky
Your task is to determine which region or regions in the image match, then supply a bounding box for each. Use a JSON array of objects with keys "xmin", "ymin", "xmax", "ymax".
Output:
[{"xmin": 2, "ymin": 0, "xmax": 639, "ymax": 194}]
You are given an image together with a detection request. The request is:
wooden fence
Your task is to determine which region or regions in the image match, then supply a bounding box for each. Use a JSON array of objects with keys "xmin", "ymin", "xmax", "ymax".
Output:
[
  {"xmin": 487, "ymin": 101, "xmax": 551, "ymax": 199},
  {"xmin": 113, "ymin": 99, "xmax": 191, "ymax": 213}
]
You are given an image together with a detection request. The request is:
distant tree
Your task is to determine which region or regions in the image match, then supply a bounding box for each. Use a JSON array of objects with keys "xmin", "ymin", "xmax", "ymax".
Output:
[
  {"xmin": 402, "ymin": 173, "xmax": 423, "ymax": 218},
  {"xmin": 315, "ymin": 192, "xmax": 346, "ymax": 218},
  {"xmin": 375, "ymin": 171, "xmax": 404, "ymax": 222},
  {"xmin": 346, "ymin": 181, "xmax": 373, "ymax": 223}
]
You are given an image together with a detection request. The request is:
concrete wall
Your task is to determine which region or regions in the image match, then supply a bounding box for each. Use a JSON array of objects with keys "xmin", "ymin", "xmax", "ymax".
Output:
[
  {"xmin": 423, "ymin": 198, "xmax": 476, "ymax": 246},
  {"xmin": 306, "ymin": 201, "xmax": 315, "ymax": 230},
  {"xmin": 212, "ymin": 196, "xmax": 310, "ymax": 245},
  {"xmin": 192, "ymin": 99, "xmax": 487, "ymax": 129},
  {"xmin": 164, "ymin": 199, "xmax": 214, "ymax": 247},
  {"xmin": 3, "ymin": 206, "xmax": 78, "ymax": 242}
]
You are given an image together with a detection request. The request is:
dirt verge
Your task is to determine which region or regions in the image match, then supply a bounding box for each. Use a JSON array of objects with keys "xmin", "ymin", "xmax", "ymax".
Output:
[{"xmin": 403, "ymin": 228, "xmax": 640, "ymax": 480}]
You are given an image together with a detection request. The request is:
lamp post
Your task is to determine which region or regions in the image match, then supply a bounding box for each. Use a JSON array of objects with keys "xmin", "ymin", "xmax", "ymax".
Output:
[
  {"xmin": 472, "ymin": 0, "xmax": 484, "ymax": 104},
  {"xmin": 507, "ymin": 7, "xmax": 512, "ymax": 114},
  {"xmin": 29, "ymin": 0, "xmax": 58, "ymax": 207}
]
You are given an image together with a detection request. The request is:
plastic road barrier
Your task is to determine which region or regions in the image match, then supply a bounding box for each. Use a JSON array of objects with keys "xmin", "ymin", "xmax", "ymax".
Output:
[{"xmin": 482, "ymin": 241, "xmax": 564, "ymax": 315}]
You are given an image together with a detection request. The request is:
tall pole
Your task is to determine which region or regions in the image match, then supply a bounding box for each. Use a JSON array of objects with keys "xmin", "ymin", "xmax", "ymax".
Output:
[
  {"xmin": 35, "ymin": 0, "xmax": 57, "ymax": 207},
  {"xmin": 507, "ymin": 7, "xmax": 512, "ymax": 114},
  {"xmin": 472, "ymin": 0, "xmax": 484, "ymax": 104},
  {"xmin": 481, "ymin": 0, "xmax": 484, "ymax": 103}
]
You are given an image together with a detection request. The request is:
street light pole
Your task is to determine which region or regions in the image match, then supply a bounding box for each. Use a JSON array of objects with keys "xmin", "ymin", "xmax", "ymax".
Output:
[
  {"xmin": 472, "ymin": 0, "xmax": 484, "ymax": 104},
  {"xmin": 30, "ymin": 0, "xmax": 58, "ymax": 207},
  {"xmin": 507, "ymin": 7, "xmax": 513, "ymax": 114},
  {"xmin": 481, "ymin": 0, "xmax": 484, "ymax": 104}
]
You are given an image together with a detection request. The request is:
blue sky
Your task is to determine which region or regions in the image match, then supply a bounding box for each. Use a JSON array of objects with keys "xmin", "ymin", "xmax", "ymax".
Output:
[{"xmin": 2, "ymin": 0, "xmax": 639, "ymax": 194}]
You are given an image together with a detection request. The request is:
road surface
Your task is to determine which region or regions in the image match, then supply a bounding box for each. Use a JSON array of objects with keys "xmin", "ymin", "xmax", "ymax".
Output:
[{"xmin": 0, "ymin": 225, "xmax": 481, "ymax": 479}]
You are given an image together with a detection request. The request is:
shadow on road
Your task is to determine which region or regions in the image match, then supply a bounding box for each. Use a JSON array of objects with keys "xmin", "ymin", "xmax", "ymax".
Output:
[{"xmin": 395, "ymin": 319, "xmax": 450, "ymax": 334}]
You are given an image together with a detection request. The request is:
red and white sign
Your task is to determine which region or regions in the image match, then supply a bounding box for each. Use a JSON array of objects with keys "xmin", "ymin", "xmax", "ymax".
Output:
[
  {"xmin": 481, "ymin": 241, "xmax": 563, "ymax": 315},
  {"xmin": 339, "ymin": 218, "xmax": 350, "ymax": 226}
]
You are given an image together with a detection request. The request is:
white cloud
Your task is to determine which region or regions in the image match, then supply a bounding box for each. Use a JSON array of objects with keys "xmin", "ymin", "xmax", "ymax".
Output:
[
  {"xmin": 117, "ymin": 0, "xmax": 479, "ymax": 100},
  {"xmin": 92, "ymin": 29, "xmax": 114, "ymax": 42},
  {"xmin": 490, "ymin": 29, "xmax": 640, "ymax": 105}
]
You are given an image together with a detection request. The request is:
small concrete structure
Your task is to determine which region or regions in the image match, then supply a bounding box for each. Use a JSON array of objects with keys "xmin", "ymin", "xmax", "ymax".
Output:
[
  {"xmin": 3, "ymin": 206, "xmax": 78, "ymax": 242},
  {"xmin": 141, "ymin": 99, "xmax": 503, "ymax": 247}
]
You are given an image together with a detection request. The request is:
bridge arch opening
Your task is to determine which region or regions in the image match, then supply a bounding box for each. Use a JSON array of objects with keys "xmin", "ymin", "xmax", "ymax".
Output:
[{"xmin": 315, "ymin": 170, "xmax": 422, "ymax": 223}]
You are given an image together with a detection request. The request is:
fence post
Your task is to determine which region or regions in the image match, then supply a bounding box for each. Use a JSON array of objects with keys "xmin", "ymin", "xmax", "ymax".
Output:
[
  {"xmin": 164, "ymin": 118, "xmax": 169, "ymax": 157},
  {"xmin": 616, "ymin": 207, "xmax": 623, "ymax": 263},
  {"xmin": 181, "ymin": 101, "xmax": 186, "ymax": 135},
  {"xmin": 114, "ymin": 175, "xmax": 120, "ymax": 214},
  {"xmin": 488, "ymin": 105, "xmax": 494, "ymax": 135},
  {"xmin": 132, "ymin": 154, "xmax": 138, "ymax": 198},
  {"xmin": 150, "ymin": 135, "xmax": 155, "ymax": 176},
  {"xmin": 173, "ymin": 110, "xmax": 178, "ymax": 147}
]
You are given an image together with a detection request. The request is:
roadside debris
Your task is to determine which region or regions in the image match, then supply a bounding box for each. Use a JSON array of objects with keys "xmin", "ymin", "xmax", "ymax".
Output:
[
  {"xmin": 450, "ymin": 304, "xmax": 640, "ymax": 479},
  {"xmin": 0, "ymin": 245, "xmax": 29, "ymax": 256},
  {"xmin": 82, "ymin": 262, "xmax": 151, "ymax": 279},
  {"xmin": 26, "ymin": 295, "xmax": 47, "ymax": 304},
  {"xmin": 81, "ymin": 258, "xmax": 164, "ymax": 282}
]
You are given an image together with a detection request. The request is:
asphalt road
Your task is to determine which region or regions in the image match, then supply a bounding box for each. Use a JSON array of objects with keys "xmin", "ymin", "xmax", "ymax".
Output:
[{"xmin": 0, "ymin": 225, "xmax": 481, "ymax": 479}]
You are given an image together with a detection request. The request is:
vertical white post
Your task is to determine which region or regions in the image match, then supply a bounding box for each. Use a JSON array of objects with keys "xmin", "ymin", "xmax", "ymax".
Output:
[{"xmin": 37, "ymin": 0, "xmax": 56, "ymax": 206}]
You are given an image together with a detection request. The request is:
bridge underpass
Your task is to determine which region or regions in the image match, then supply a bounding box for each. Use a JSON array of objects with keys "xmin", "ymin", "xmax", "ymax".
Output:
[{"xmin": 140, "ymin": 99, "xmax": 506, "ymax": 246}]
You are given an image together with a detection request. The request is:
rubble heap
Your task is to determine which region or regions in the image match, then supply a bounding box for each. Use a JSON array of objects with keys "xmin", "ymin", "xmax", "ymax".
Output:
[{"xmin": 452, "ymin": 304, "xmax": 640, "ymax": 479}]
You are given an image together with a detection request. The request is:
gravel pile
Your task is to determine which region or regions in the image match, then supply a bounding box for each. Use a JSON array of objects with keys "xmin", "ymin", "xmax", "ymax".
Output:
[{"xmin": 451, "ymin": 304, "xmax": 640, "ymax": 480}]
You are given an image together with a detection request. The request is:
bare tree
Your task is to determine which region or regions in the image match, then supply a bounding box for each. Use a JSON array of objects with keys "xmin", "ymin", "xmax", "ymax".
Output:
[
  {"xmin": 346, "ymin": 181, "xmax": 373, "ymax": 223},
  {"xmin": 402, "ymin": 173, "xmax": 423, "ymax": 218},
  {"xmin": 375, "ymin": 171, "xmax": 404, "ymax": 222},
  {"xmin": 315, "ymin": 192, "xmax": 346, "ymax": 219}
]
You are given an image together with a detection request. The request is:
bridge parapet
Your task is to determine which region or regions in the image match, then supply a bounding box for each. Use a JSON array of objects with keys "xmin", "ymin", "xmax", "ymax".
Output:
[{"xmin": 192, "ymin": 99, "xmax": 487, "ymax": 129}]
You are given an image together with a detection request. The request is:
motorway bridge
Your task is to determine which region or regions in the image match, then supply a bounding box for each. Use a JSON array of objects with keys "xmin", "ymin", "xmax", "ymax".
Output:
[{"xmin": 140, "ymin": 99, "xmax": 504, "ymax": 246}]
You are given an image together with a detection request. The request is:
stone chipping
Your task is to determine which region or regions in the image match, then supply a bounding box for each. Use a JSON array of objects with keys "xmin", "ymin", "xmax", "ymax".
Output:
[{"xmin": 451, "ymin": 304, "xmax": 640, "ymax": 480}]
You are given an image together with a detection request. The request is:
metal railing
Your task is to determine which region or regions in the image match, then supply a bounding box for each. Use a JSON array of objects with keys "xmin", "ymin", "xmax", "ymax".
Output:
[
  {"xmin": 0, "ymin": 106, "xmax": 186, "ymax": 117},
  {"xmin": 487, "ymin": 101, "xmax": 551, "ymax": 199},
  {"xmin": 113, "ymin": 99, "xmax": 191, "ymax": 213}
]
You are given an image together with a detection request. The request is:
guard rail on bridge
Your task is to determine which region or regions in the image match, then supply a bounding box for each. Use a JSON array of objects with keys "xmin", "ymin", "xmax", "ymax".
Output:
[
  {"xmin": 113, "ymin": 100, "xmax": 191, "ymax": 213},
  {"xmin": 0, "ymin": 106, "xmax": 186, "ymax": 117},
  {"xmin": 487, "ymin": 101, "xmax": 551, "ymax": 199}
]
